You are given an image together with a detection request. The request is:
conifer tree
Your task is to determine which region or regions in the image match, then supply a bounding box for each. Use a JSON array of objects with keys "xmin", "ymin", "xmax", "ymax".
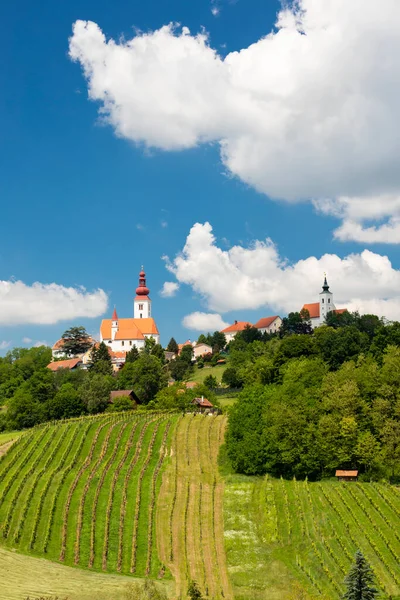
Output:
[
  {"xmin": 90, "ymin": 341, "xmax": 113, "ymax": 375},
  {"xmin": 167, "ymin": 337, "xmax": 179, "ymax": 354},
  {"xmin": 125, "ymin": 345, "xmax": 140, "ymax": 363},
  {"xmin": 342, "ymin": 550, "xmax": 379, "ymax": 600}
]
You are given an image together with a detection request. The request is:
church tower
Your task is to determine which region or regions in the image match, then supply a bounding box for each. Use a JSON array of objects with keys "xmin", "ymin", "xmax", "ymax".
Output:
[
  {"xmin": 111, "ymin": 306, "xmax": 119, "ymax": 340},
  {"xmin": 319, "ymin": 275, "xmax": 335, "ymax": 324},
  {"xmin": 134, "ymin": 267, "xmax": 152, "ymax": 319}
]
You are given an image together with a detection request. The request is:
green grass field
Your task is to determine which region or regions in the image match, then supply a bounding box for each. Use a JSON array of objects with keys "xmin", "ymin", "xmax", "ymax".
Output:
[
  {"xmin": 224, "ymin": 472, "xmax": 400, "ymax": 600},
  {"xmin": 188, "ymin": 363, "xmax": 228, "ymax": 384}
]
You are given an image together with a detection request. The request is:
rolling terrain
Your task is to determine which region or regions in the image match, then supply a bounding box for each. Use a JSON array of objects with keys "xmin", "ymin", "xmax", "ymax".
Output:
[{"xmin": 0, "ymin": 411, "xmax": 399, "ymax": 599}]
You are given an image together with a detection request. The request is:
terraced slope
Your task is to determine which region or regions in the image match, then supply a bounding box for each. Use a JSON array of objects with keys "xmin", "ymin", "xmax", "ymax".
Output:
[
  {"xmin": 224, "ymin": 475, "xmax": 400, "ymax": 600},
  {"xmin": 156, "ymin": 414, "xmax": 232, "ymax": 600},
  {"xmin": 0, "ymin": 412, "xmax": 176, "ymax": 578}
]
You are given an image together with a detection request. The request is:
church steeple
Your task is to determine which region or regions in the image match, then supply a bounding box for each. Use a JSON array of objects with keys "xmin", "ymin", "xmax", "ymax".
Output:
[
  {"xmin": 111, "ymin": 305, "xmax": 119, "ymax": 340},
  {"xmin": 322, "ymin": 274, "xmax": 330, "ymax": 293},
  {"xmin": 134, "ymin": 267, "xmax": 152, "ymax": 319}
]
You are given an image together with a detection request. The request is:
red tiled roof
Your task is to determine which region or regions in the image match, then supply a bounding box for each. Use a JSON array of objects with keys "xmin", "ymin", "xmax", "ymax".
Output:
[
  {"xmin": 192, "ymin": 397, "xmax": 214, "ymax": 408},
  {"xmin": 185, "ymin": 382, "xmax": 198, "ymax": 389},
  {"xmin": 47, "ymin": 358, "xmax": 82, "ymax": 371},
  {"xmin": 302, "ymin": 303, "xmax": 320, "ymax": 319},
  {"xmin": 52, "ymin": 337, "xmax": 95, "ymax": 351},
  {"xmin": 101, "ymin": 317, "xmax": 159, "ymax": 339},
  {"xmin": 254, "ymin": 316, "xmax": 280, "ymax": 329},
  {"xmin": 221, "ymin": 321, "xmax": 252, "ymax": 333},
  {"xmin": 335, "ymin": 470, "xmax": 358, "ymax": 477},
  {"xmin": 334, "ymin": 308, "xmax": 348, "ymax": 315},
  {"xmin": 178, "ymin": 341, "xmax": 192, "ymax": 351}
]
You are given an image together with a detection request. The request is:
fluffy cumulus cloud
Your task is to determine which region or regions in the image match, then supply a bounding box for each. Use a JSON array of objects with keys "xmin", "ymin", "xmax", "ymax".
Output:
[
  {"xmin": 0, "ymin": 341, "xmax": 11, "ymax": 350},
  {"xmin": 159, "ymin": 281, "xmax": 180, "ymax": 298},
  {"xmin": 166, "ymin": 222, "xmax": 400, "ymax": 320},
  {"xmin": 182, "ymin": 311, "xmax": 229, "ymax": 331},
  {"xmin": 70, "ymin": 2, "xmax": 400, "ymax": 242},
  {"xmin": 0, "ymin": 280, "xmax": 108, "ymax": 326}
]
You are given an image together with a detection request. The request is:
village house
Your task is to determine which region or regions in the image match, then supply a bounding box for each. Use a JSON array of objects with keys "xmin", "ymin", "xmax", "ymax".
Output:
[
  {"xmin": 193, "ymin": 342, "xmax": 212, "ymax": 359},
  {"xmin": 221, "ymin": 321, "xmax": 253, "ymax": 343},
  {"xmin": 254, "ymin": 316, "xmax": 282, "ymax": 335},
  {"xmin": 47, "ymin": 358, "xmax": 82, "ymax": 371}
]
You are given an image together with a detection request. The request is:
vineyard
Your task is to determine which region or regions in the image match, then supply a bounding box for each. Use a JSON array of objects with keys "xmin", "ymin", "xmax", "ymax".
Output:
[
  {"xmin": 0, "ymin": 411, "xmax": 176, "ymax": 579},
  {"xmin": 0, "ymin": 411, "xmax": 232, "ymax": 600},
  {"xmin": 224, "ymin": 475, "xmax": 400, "ymax": 600},
  {"xmin": 156, "ymin": 414, "xmax": 232, "ymax": 600}
]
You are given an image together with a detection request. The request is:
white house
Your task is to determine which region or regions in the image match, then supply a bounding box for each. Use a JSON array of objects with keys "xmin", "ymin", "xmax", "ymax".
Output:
[
  {"xmin": 254, "ymin": 316, "xmax": 282, "ymax": 334},
  {"xmin": 193, "ymin": 343, "xmax": 213, "ymax": 359},
  {"xmin": 100, "ymin": 268, "xmax": 160, "ymax": 353},
  {"xmin": 221, "ymin": 321, "xmax": 253, "ymax": 343},
  {"xmin": 301, "ymin": 276, "xmax": 347, "ymax": 328}
]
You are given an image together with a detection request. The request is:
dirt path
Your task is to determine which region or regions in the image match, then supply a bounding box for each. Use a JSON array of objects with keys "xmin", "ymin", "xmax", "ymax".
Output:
[{"xmin": 156, "ymin": 414, "xmax": 232, "ymax": 600}]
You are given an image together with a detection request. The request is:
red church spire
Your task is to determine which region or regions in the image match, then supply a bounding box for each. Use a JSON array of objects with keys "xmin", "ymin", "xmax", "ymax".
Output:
[
  {"xmin": 112, "ymin": 306, "xmax": 118, "ymax": 321},
  {"xmin": 136, "ymin": 266, "xmax": 150, "ymax": 296}
]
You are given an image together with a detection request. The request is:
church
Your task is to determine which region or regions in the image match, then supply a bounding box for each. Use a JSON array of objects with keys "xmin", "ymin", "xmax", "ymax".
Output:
[
  {"xmin": 100, "ymin": 268, "xmax": 160, "ymax": 353},
  {"xmin": 301, "ymin": 275, "xmax": 347, "ymax": 328}
]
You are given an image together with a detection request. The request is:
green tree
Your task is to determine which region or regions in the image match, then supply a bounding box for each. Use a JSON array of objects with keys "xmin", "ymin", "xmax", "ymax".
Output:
[
  {"xmin": 342, "ymin": 550, "xmax": 378, "ymax": 600},
  {"xmin": 197, "ymin": 334, "xmax": 208, "ymax": 344},
  {"xmin": 125, "ymin": 346, "xmax": 140, "ymax": 363},
  {"xmin": 60, "ymin": 326, "xmax": 92, "ymax": 356},
  {"xmin": 222, "ymin": 367, "xmax": 243, "ymax": 388},
  {"xmin": 210, "ymin": 331, "xmax": 226, "ymax": 351},
  {"xmin": 47, "ymin": 383, "xmax": 86, "ymax": 419},
  {"xmin": 280, "ymin": 310, "xmax": 312, "ymax": 336},
  {"xmin": 79, "ymin": 374, "xmax": 113, "ymax": 414},
  {"xmin": 118, "ymin": 354, "xmax": 165, "ymax": 404},
  {"xmin": 180, "ymin": 344, "xmax": 194, "ymax": 364},
  {"xmin": 204, "ymin": 374, "xmax": 218, "ymax": 389},
  {"xmin": 144, "ymin": 336, "xmax": 156, "ymax": 354},
  {"xmin": 169, "ymin": 358, "xmax": 190, "ymax": 381},
  {"xmin": 237, "ymin": 325, "xmax": 262, "ymax": 344},
  {"xmin": 356, "ymin": 432, "xmax": 380, "ymax": 474},
  {"xmin": 90, "ymin": 342, "xmax": 113, "ymax": 375},
  {"xmin": 151, "ymin": 343, "xmax": 165, "ymax": 363},
  {"xmin": 166, "ymin": 337, "xmax": 179, "ymax": 354}
]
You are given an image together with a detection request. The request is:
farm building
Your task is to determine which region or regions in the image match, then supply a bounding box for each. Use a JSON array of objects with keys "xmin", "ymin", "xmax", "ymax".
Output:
[
  {"xmin": 335, "ymin": 469, "xmax": 358, "ymax": 482},
  {"xmin": 109, "ymin": 390, "xmax": 141, "ymax": 407},
  {"xmin": 192, "ymin": 396, "xmax": 215, "ymax": 414}
]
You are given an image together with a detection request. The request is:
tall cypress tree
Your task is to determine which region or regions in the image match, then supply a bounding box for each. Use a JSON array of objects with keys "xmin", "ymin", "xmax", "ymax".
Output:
[{"xmin": 342, "ymin": 550, "xmax": 379, "ymax": 600}]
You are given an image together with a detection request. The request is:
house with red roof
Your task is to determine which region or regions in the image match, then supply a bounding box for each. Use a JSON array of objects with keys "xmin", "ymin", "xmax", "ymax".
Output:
[
  {"xmin": 301, "ymin": 276, "xmax": 347, "ymax": 328},
  {"xmin": 254, "ymin": 315, "xmax": 282, "ymax": 335},
  {"xmin": 221, "ymin": 320, "xmax": 253, "ymax": 343},
  {"xmin": 100, "ymin": 268, "xmax": 160, "ymax": 354}
]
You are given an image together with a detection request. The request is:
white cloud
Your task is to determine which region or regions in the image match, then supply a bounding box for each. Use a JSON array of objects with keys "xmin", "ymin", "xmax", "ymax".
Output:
[
  {"xmin": 314, "ymin": 195, "xmax": 400, "ymax": 243},
  {"xmin": 0, "ymin": 280, "xmax": 108, "ymax": 326},
  {"xmin": 166, "ymin": 222, "xmax": 400, "ymax": 320},
  {"xmin": 22, "ymin": 337, "xmax": 32, "ymax": 344},
  {"xmin": 34, "ymin": 341, "xmax": 48, "ymax": 348},
  {"xmin": 159, "ymin": 281, "xmax": 179, "ymax": 297},
  {"xmin": 211, "ymin": 5, "xmax": 220, "ymax": 17},
  {"xmin": 69, "ymin": 3, "xmax": 400, "ymax": 241},
  {"xmin": 0, "ymin": 341, "xmax": 11, "ymax": 350},
  {"xmin": 182, "ymin": 312, "xmax": 229, "ymax": 331}
]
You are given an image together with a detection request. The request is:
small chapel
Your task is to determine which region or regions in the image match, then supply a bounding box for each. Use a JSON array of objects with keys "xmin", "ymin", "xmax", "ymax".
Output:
[
  {"xmin": 301, "ymin": 275, "xmax": 347, "ymax": 328},
  {"xmin": 100, "ymin": 268, "xmax": 160, "ymax": 353}
]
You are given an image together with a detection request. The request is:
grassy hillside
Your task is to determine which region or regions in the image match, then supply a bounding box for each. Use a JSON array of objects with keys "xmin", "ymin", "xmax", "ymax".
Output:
[
  {"xmin": 0, "ymin": 546, "xmax": 174, "ymax": 600},
  {"xmin": 224, "ymin": 474, "xmax": 400, "ymax": 600},
  {"xmin": 187, "ymin": 363, "xmax": 228, "ymax": 384}
]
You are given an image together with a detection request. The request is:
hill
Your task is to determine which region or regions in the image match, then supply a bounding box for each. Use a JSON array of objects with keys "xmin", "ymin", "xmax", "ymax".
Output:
[{"xmin": 0, "ymin": 412, "xmax": 399, "ymax": 599}]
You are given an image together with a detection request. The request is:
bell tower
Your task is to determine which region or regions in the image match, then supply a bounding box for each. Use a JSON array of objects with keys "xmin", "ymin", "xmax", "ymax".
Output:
[
  {"xmin": 134, "ymin": 267, "xmax": 152, "ymax": 319},
  {"xmin": 319, "ymin": 274, "xmax": 335, "ymax": 324}
]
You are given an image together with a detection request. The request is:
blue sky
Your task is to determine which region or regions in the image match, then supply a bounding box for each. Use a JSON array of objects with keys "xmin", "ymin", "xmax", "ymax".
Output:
[{"xmin": 1, "ymin": 0, "xmax": 400, "ymax": 351}]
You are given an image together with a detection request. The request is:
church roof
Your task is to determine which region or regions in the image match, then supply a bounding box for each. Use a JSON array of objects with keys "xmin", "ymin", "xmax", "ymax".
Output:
[
  {"xmin": 101, "ymin": 317, "xmax": 159, "ymax": 340},
  {"xmin": 302, "ymin": 303, "xmax": 320, "ymax": 319}
]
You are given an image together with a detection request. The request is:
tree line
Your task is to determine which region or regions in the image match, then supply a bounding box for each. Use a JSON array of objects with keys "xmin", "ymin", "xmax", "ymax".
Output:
[{"xmin": 225, "ymin": 311, "xmax": 400, "ymax": 482}]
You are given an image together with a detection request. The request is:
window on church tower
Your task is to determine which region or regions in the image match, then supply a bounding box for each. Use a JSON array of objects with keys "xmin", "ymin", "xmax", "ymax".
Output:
[
  {"xmin": 328, "ymin": 298, "xmax": 331, "ymax": 303},
  {"xmin": 322, "ymin": 299, "xmax": 324, "ymax": 303},
  {"xmin": 122, "ymin": 341, "xmax": 124, "ymax": 346},
  {"xmin": 139, "ymin": 304, "xmax": 143, "ymax": 311}
]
